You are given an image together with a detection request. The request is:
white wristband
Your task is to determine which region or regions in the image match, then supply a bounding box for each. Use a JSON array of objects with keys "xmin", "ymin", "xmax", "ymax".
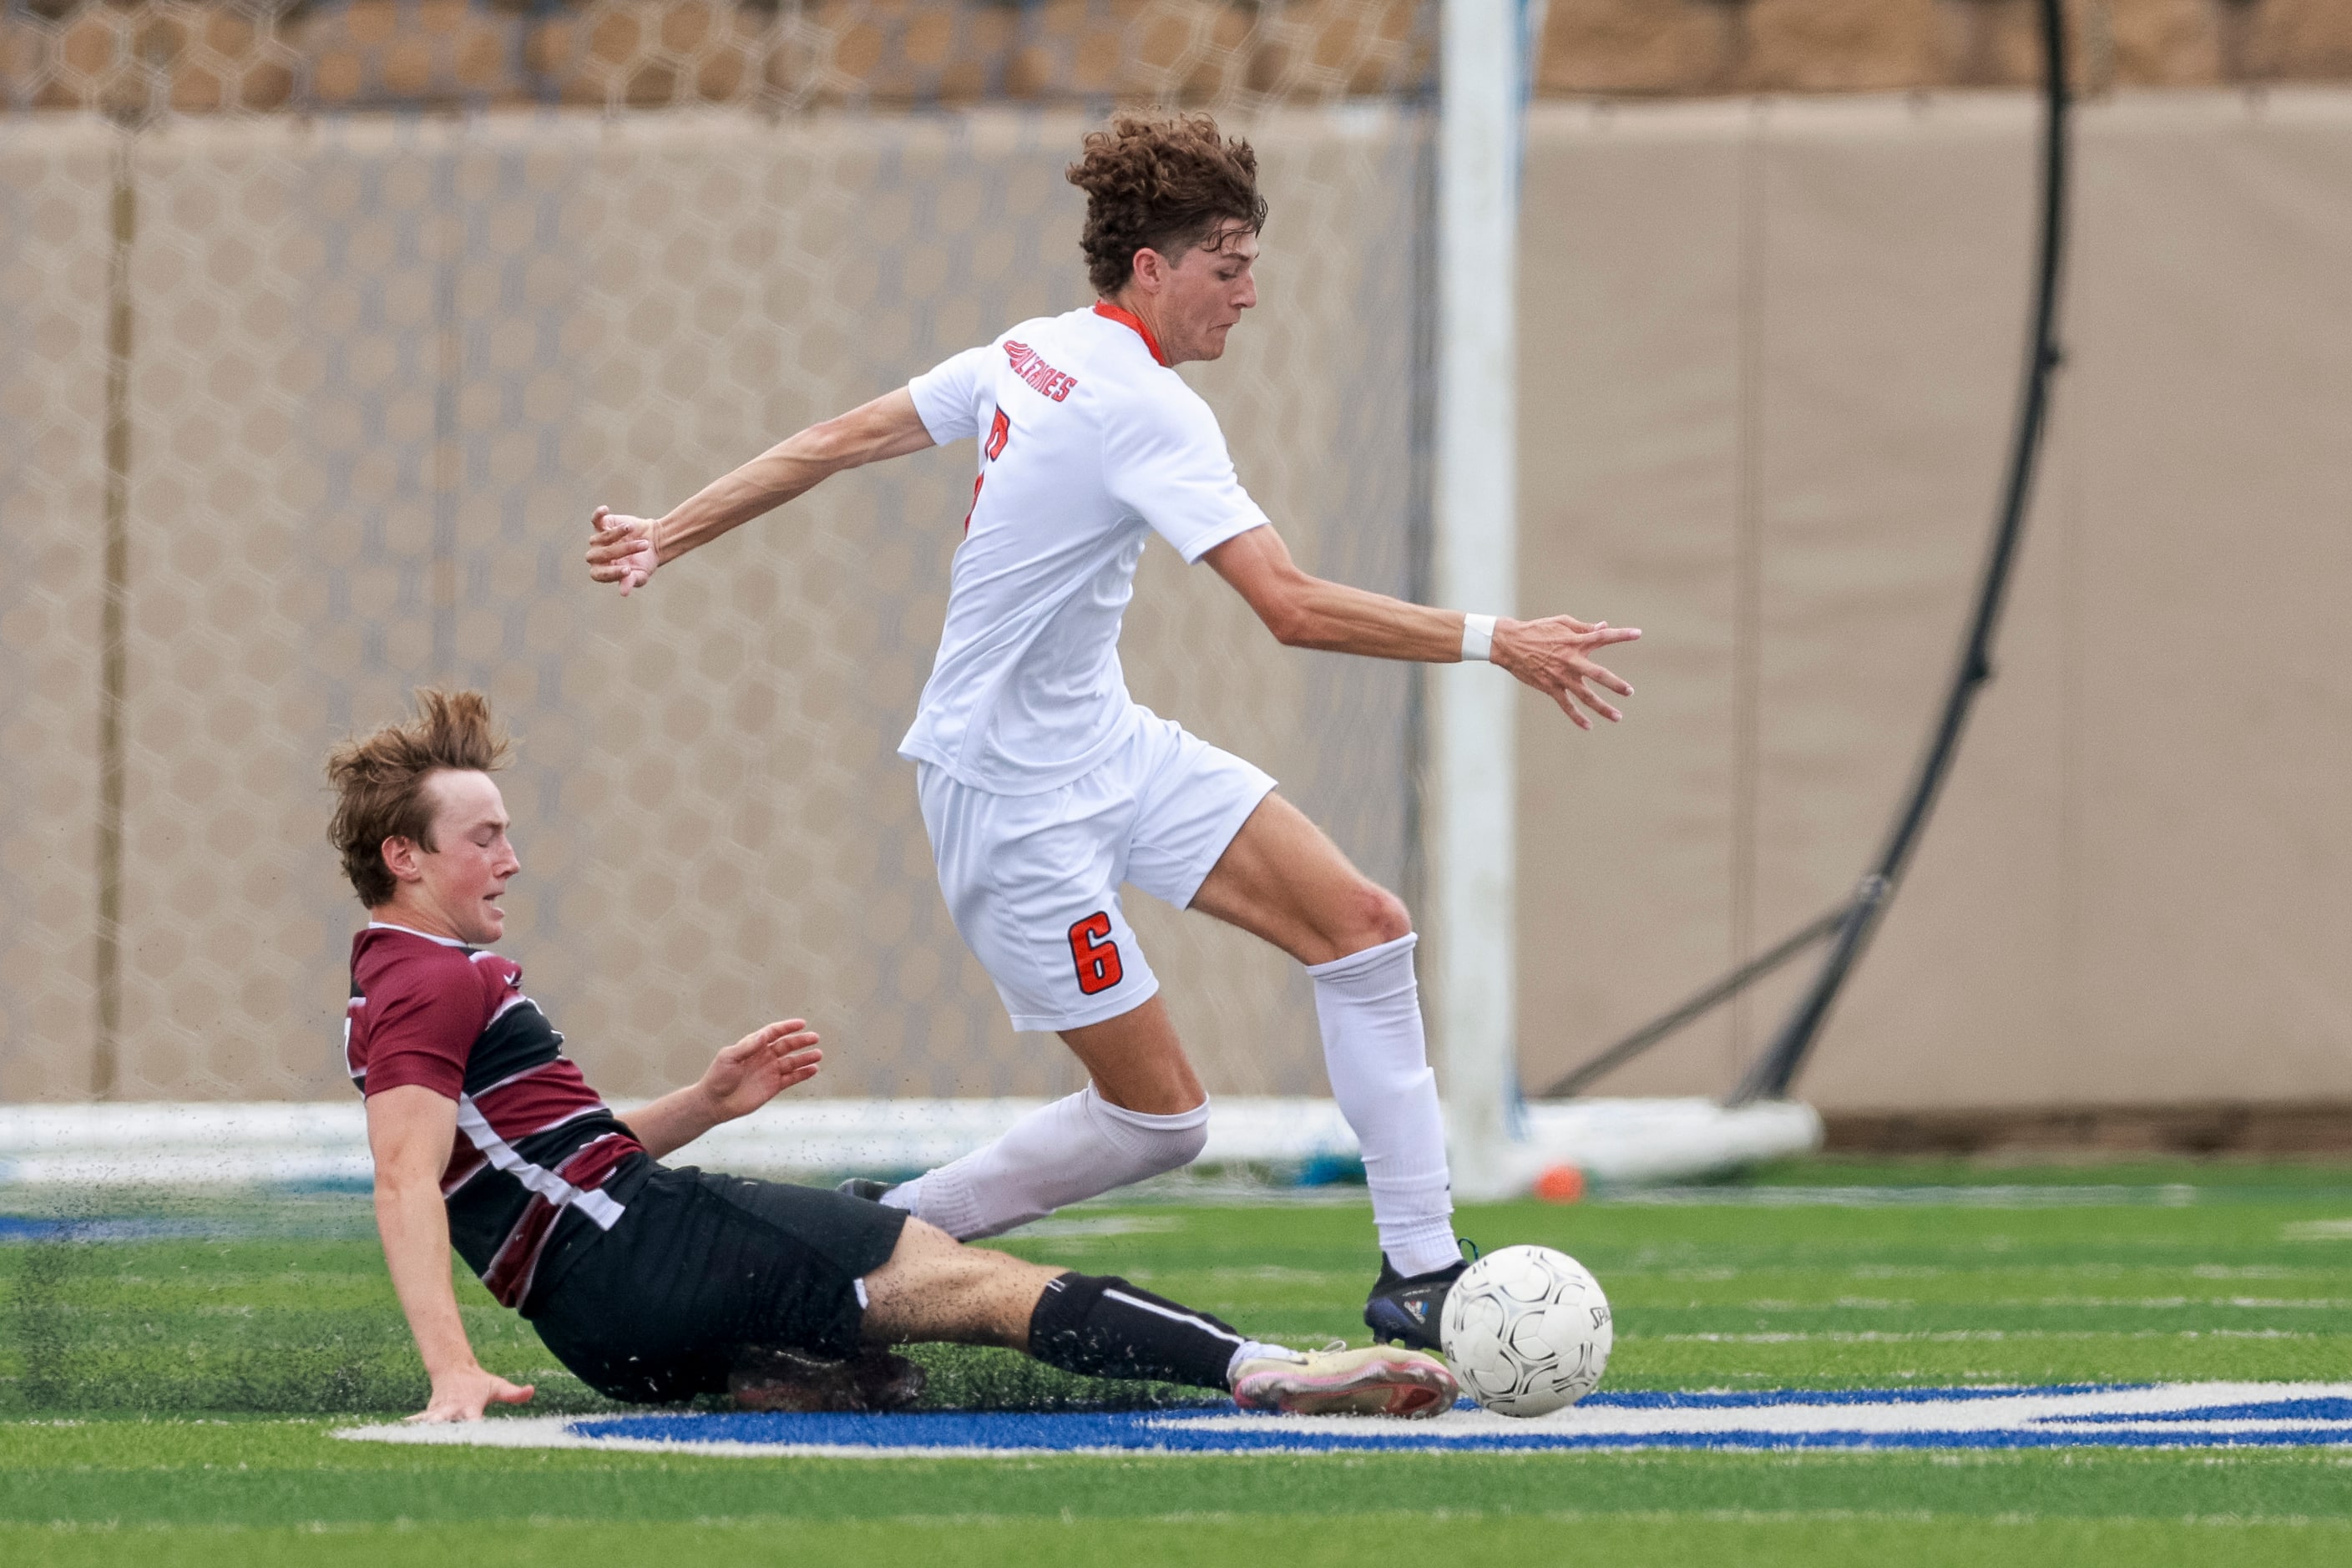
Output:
[{"xmin": 1460, "ymin": 613, "xmax": 1496, "ymax": 663}]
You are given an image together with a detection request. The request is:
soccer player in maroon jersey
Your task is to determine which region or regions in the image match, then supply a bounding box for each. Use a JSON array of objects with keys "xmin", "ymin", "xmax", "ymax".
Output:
[{"xmin": 329, "ymin": 690, "xmax": 1456, "ymax": 1423}]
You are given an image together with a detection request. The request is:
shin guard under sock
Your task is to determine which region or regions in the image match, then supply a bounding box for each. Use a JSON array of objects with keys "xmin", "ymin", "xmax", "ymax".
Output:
[
  {"xmin": 1026, "ymin": 1272, "xmax": 1252, "ymax": 1392},
  {"xmin": 883, "ymin": 1088, "xmax": 1210, "ymax": 1240},
  {"xmin": 1307, "ymin": 932, "xmax": 1459, "ymax": 1277}
]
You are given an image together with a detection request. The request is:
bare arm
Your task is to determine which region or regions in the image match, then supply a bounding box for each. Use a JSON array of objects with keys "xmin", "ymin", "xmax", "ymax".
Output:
[
  {"xmin": 623, "ymin": 1019, "xmax": 824, "ymax": 1161},
  {"xmin": 586, "ymin": 387, "xmax": 935, "ymax": 593},
  {"xmin": 1204, "ymin": 524, "xmax": 1641, "ymax": 731},
  {"xmin": 366, "ymin": 1085, "xmax": 534, "ymax": 1423}
]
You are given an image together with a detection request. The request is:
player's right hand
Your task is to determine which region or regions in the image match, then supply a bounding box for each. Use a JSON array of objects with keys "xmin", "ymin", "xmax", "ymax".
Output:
[
  {"xmin": 409, "ymin": 1363, "xmax": 536, "ymax": 1424},
  {"xmin": 587, "ymin": 504, "xmax": 660, "ymax": 596}
]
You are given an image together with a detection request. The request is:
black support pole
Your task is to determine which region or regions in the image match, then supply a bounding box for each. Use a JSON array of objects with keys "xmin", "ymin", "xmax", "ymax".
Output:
[
  {"xmin": 1727, "ymin": 0, "xmax": 2073, "ymax": 1105},
  {"xmin": 1539, "ymin": 0, "xmax": 2074, "ymax": 1104}
]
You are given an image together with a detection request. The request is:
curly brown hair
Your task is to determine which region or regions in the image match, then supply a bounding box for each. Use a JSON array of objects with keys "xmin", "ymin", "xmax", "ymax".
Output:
[
  {"xmin": 1067, "ymin": 114, "xmax": 1267, "ymax": 297},
  {"xmin": 326, "ymin": 689, "xmax": 510, "ymax": 908}
]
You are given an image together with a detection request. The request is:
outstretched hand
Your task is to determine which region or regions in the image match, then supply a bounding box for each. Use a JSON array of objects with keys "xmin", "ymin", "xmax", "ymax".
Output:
[
  {"xmin": 1492, "ymin": 615, "xmax": 1641, "ymax": 730},
  {"xmin": 695, "ymin": 1019, "xmax": 824, "ymax": 1124},
  {"xmin": 409, "ymin": 1363, "xmax": 534, "ymax": 1424},
  {"xmin": 587, "ymin": 505, "xmax": 660, "ymax": 596}
]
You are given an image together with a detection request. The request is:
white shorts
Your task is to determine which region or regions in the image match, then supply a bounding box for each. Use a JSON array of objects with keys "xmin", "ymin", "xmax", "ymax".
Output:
[{"xmin": 916, "ymin": 711, "xmax": 1277, "ymax": 1034}]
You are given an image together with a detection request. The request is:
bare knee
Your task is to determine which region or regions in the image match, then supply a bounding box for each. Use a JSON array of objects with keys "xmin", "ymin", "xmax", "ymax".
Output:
[{"xmin": 1331, "ymin": 881, "xmax": 1411, "ymax": 957}]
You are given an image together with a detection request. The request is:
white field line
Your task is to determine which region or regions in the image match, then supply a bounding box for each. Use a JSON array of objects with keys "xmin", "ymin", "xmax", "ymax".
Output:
[
  {"xmin": 0, "ymin": 1096, "xmax": 1812, "ymax": 1190},
  {"xmin": 1646, "ymin": 1329, "xmax": 2329, "ymax": 1343},
  {"xmin": 1176, "ymin": 1382, "xmax": 2352, "ymax": 1442},
  {"xmin": 1684, "ymin": 1297, "xmax": 2352, "ymax": 1312},
  {"xmin": 1612, "ymin": 1185, "xmax": 2203, "ymax": 1208},
  {"xmin": 334, "ymin": 1381, "xmax": 2352, "ymax": 1458},
  {"xmin": 334, "ymin": 1422, "xmax": 1078, "ymax": 1460}
]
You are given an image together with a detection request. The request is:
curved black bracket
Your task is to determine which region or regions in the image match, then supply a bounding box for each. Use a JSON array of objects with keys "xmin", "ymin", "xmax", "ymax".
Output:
[{"xmin": 1543, "ymin": 0, "xmax": 2072, "ymax": 1105}]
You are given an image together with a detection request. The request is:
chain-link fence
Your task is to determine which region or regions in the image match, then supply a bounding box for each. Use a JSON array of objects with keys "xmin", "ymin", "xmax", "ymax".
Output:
[{"xmin": 1, "ymin": 0, "xmax": 1437, "ymax": 1105}]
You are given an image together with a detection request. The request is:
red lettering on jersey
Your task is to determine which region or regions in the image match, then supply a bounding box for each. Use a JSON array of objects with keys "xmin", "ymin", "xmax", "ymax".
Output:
[{"xmin": 1004, "ymin": 340, "xmax": 1077, "ymax": 402}]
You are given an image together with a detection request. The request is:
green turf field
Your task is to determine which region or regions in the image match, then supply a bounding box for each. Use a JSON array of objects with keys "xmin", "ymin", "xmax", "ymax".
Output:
[{"xmin": 7, "ymin": 1157, "xmax": 2352, "ymax": 1565}]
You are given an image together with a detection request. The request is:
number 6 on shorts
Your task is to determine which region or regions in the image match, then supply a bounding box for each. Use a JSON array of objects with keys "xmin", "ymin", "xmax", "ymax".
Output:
[{"xmin": 1067, "ymin": 911, "xmax": 1124, "ymax": 996}]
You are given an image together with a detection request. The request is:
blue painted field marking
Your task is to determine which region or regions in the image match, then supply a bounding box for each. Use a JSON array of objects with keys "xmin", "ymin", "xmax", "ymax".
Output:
[
  {"xmin": 2062, "ymin": 1398, "xmax": 2352, "ymax": 1424},
  {"xmin": 1580, "ymin": 1384, "xmax": 2140, "ymax": 1409},
  {"xmin": 337, "ymin": 1381, "xmax": 2352, "ymax": 1454}
]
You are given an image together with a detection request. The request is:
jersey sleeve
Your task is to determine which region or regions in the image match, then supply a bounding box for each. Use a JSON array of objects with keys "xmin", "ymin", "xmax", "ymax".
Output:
[
  {"xmin": 908, "ymin": 344, "xmax": 996, "ymax": 446},
  {"xmin": 1101, "ymin": 386, "xmax": 1271, "ymax": 564},
  {"xmin": 359, "ymin": 953, "xmax": 488, "ymax": 1101}
]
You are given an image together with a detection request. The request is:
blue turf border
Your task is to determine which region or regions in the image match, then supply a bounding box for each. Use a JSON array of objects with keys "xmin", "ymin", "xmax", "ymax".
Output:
[
  {"xmin": 566, "ymin": 1387, "xmax": 2352, "ymax": 1455},
  {"xmin": 1578, "ymin": 1384, "xmax": 2147, "ymax": 1409}
]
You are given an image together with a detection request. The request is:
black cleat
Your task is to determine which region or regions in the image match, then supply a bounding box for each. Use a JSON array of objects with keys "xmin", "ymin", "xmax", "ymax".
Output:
[
  {"xmin": 1363, "ymin": 1252, "xmax": 1470, "ymax": 1354},
  {"xmin": 836, "ymin": 1177, "xmax": 896, "ymax": 1202}
]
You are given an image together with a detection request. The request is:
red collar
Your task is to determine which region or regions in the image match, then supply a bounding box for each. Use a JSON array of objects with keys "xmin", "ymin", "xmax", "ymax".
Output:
[{"xmin": 1092, "ymin": 301, "xmax": 1169, "ymax": 367}]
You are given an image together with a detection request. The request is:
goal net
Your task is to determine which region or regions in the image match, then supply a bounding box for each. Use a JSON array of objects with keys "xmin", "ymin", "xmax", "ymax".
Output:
[
  {"xmin": 0, "ymin": 0, "xmax": 1445, "ymax": 1419},
  {"xmin": 1, "ymin": 0, "xmax": 1438, "ymax": 1116}
]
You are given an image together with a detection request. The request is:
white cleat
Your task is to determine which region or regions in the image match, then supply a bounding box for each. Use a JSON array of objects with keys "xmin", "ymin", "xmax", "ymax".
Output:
[{"xmin": 1231, "ymin": 1343, "xmax": 1459, "ymax": 1420}]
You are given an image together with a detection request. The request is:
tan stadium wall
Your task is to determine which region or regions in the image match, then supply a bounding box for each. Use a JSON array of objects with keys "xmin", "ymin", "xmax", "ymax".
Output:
[
  {"xmin": 3, "ymin": 89, "xmax": 2350, "ymax": 1110},
  {"xmin": 0, "ymin": 106, "xmax": 1424, "ymax": 1104},
  {"xmin": 1517, "ymin": 89, "xmax": 2352, "ymax": 1109}
]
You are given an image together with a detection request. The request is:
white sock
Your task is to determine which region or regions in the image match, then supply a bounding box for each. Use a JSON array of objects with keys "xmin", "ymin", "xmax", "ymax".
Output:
[
  {"xmin": 1224, "ymin": 1338, "xmax": 1304, "ymax": 1385},
  {"xmin": 1307, "ymin": 932, "xmax": 1459, "ymax": 1278},
  {"xmin": 884, "ymin": 1085, "xmax": 1210, "ymax": 1241}
]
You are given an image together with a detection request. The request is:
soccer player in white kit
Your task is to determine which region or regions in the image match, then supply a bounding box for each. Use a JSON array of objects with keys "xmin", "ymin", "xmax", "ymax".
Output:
[{"xmin": 587, "ymin": 115, "xmax": 1639, "ymax": 1351}]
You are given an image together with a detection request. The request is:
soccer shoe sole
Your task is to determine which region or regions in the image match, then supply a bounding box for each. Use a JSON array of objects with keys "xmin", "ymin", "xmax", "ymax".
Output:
[
  {"xmin": 729, "ymin": 1345, "xmax": 926, "ymax": 1413},
  {"xmin": 1232, "ymin": 1347, "xmax": 1459, "ymax": 1420}
]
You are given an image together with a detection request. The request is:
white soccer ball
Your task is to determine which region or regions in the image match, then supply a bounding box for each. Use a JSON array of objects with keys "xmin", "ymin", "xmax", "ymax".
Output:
[{"xmin": 1439, "ymin": 1244, "xmax": 1613, "ymax": 1418}]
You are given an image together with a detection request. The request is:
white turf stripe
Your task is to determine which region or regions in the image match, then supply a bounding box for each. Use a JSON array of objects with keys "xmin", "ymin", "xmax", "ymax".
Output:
[
  {"xmin": 340, "ymin": 1424, "xmax": 1090, "ymax": 1460},
  {"xmin": 1104, "ymin": 1287, "xmax": 1246, "ymax": 1348},
  {"xmin": 1181, "ymin": 1381, "xmax": 2352, "ymax": 1443},
  {"xmin": 1653, "ymin": 1329, "xmax": 2326, "ymax": 1343},
  {"xmin": 333, "ymin": 1380, "xmax": 2352, "ymax": 1457},
  {"xmin": 1, "ymin": 1096, "xmax": 1807, "ymax": 1189}
]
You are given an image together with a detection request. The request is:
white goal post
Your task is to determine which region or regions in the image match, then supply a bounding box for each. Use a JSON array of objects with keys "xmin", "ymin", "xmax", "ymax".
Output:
[
  {"xmin": 1434, "ymin": 0, "xmax": 1528, "ymax": 1200},
  {"xmin": 1432, "ymin": 2, "xmax": 1821, "ymax": 1198}
]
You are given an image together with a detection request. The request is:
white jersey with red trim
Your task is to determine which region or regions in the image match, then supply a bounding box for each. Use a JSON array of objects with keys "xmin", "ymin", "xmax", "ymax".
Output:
[{"xmin": 900, "ymin": 303, "xmax": 1270, "ymax": 797}]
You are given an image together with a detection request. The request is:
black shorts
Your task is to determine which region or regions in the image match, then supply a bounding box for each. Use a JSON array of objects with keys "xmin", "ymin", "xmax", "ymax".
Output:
[{"xmin": 525, "ymin": 1161, "xmax": 908, "ymax": 1404}]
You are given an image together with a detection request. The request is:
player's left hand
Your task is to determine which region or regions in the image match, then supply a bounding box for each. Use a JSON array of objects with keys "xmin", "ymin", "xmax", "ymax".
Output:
[
  {"xmin": 587, "ymin": 505, "xmax": 660, "ymax": 595},
  {"xmin": 696, "ymin": 1019, "xmax": 824, "ymax": 1123},
  {"xmin": 1491, "ymin": 615, "xmax": 1641, "ymax": 731}
]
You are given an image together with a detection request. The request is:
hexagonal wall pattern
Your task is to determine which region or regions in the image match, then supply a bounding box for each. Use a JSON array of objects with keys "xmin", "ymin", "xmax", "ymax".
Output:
[{"xmin": 3, "ymin": 98, "xmax": 1430, "ymax": 1102}]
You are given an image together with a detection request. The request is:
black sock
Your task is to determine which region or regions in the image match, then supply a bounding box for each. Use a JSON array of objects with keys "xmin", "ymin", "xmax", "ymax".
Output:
[{"xmin": 1026, "ymin": 1272, "xmax": 1247, "ymax": 1392}]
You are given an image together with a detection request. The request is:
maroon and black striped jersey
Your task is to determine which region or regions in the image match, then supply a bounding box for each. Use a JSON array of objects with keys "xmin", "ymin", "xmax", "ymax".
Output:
[{"xmin": 345, "ymin": 923, "xmax": 646, "ymax": 1308}]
